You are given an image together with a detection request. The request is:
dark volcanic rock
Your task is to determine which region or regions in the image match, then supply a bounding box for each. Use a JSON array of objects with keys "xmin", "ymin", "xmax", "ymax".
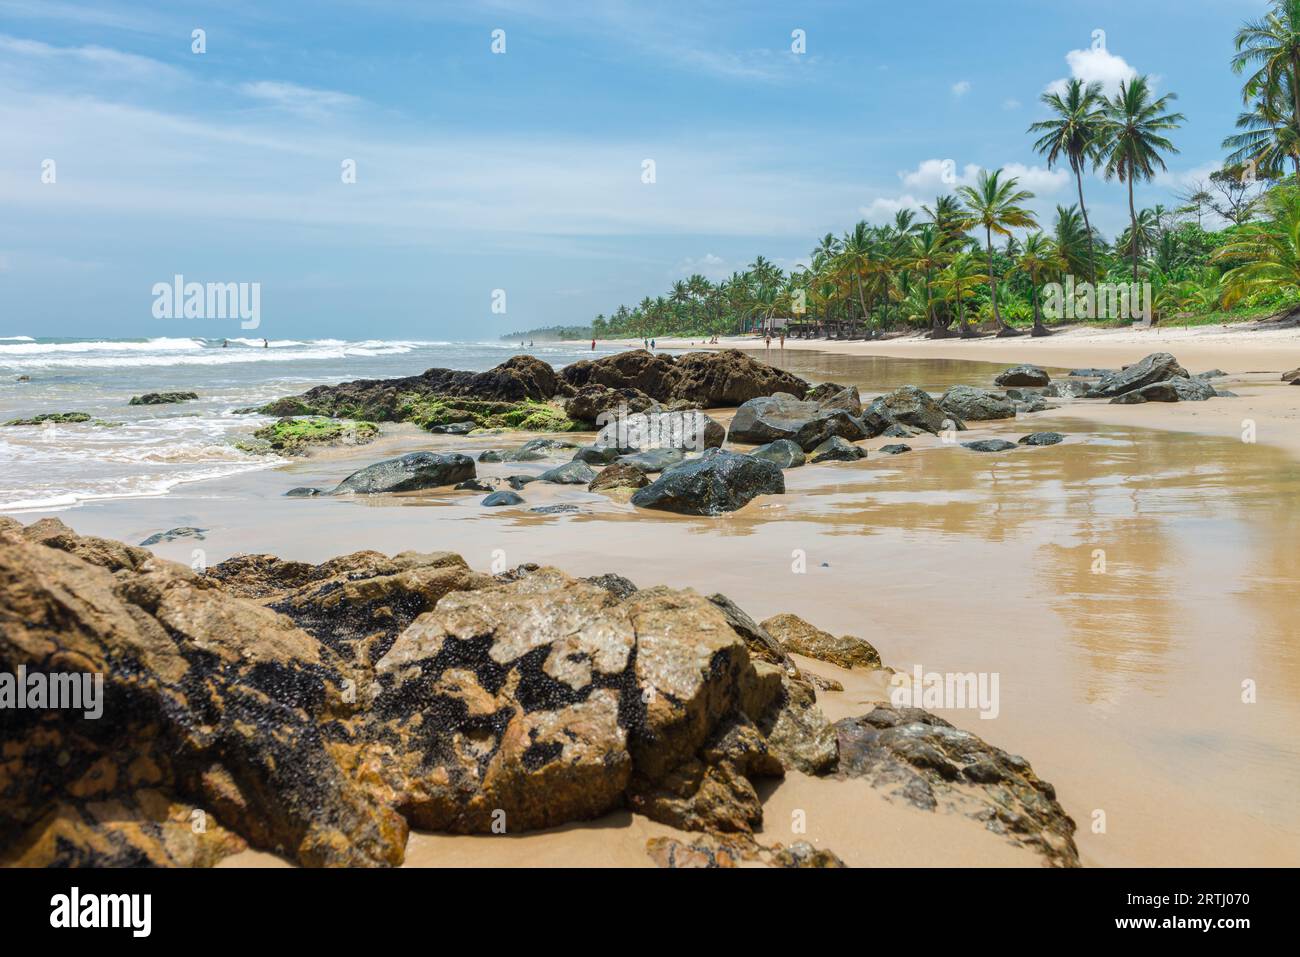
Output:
[
  {"xmin": 834, "ymin": 705, "xmax": 1078, "ymax": 867},
  {"xmin": 939, "ymin": 385, "xmax": 1016, "ymax": 421},
  {"xmin": 878, "ymin": 443, "xmax": 912, "ymax": 455},
  {"xmin": 454, "ymin": 478, "xmax": 495, "ymax": 492},
  {"xmin": 427, "ymin": 421, "xmax": 475, "ymax": 435},
  {"xmin": 808, "ymin": 436, "xmax": 866, "ymax": 463},
  {"xmin": 616, "ymin": 448, "xmax": 686, "ymax": 473},
  {"xmin": 1109, "ymin": 376, "xmax": 1216, "ymax": 404},
  {"xmin": 506, "ymin": 475, "xmax": 536, "ymax": 490},
  {"xmin": 571, "ymin": 444, "xmax": 624, "ymax": 465},
  {"xmin": 994, "ymin": 365, "xmax": 1050, "ymax": 387},
  {"xmin": 560, "ymin": 349, "xmax": 809, "ymax": 407},
  {"xmin": 139, "ymin": 526, "xmax": 207, "ymax": 546},
  {"xmin": 285, "ymin": 486, "xmax": 324, "ymax": 497},
  {"xmin": 728, "ymin": 394, "xmax": 868, "ymax": 451},
  {"xmin": 597, "ymin": 409, "xmax": 725, "ymax": 452},
  {"xmin": 482, "ymin": 490, "xmax": 524, "ymax": 507},
  {"xmin": 1042, "ymin": 380, "xmax": 1092, "ymax": 399},
  {"xmin": 805, "ymin": 382, "xmax": 863, "ymax": 415},
  {"xmin": 749, "ymin": 439, "xmax": 806, "ymax": 469},
  {"xmin": 1283, "ymin": 367, "xmax": 1300, "ymax": 382},
  {"xmin": 537, "ymin": 460, "xmax": 598, "ymax": 485},
  {"xmin": 1068, "ymin": 368, "xmax": 1114, "ymax": 378},
  {"xmin": 1018, "ymin": 432, "xmax": 1064, "ymax": 447},
  {"xmin": 863, "ymin": 386, "xmax": 962, "ymax": 436},
  {"xmin": 631, "ymin": 448, "xmax": 785, "ymax": 515},
  {"xmin": 1087, "ymin": 352, "xmax": 1188, "ymax": 398},
  {"xmin": 330, "ymin": 452, "xmax": 475, "ymax": 494},
  {"xmin": 130, "ymin": 391, "xmax": 198, "ymax": 405},
  {"xmin": 565, "ymin": 384, "xmax": 659, "ymax": 423},
  {"xmin": 961, "ymin": 439, "xmax": 1018, "ymax": 452}
]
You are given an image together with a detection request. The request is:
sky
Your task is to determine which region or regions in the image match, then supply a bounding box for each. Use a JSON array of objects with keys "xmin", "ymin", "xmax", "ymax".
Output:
[{"xmin": 0, "ymin": 0, "xmax": 1272, "ymax": 340}]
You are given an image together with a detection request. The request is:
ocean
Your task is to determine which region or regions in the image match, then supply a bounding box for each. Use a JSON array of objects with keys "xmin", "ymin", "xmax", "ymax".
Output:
[{"xmin": 0, "ymin": 336, "xmax": 604, "ymax": 512}]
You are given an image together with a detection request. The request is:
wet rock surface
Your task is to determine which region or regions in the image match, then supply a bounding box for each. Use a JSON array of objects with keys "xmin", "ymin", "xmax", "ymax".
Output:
[
  {"xmin": 1018, "ymin": 432, "xmax": 1064, "ymax": 447},
  {"xmin": 939, "ymin": 385, "xmax": 1016, "ymax": 421},
  {"xmin": 761, "ymin": 613, "xmax": 881, "ymax": 670},
  {"xmin": 863, "ymin": 386, "xmax": 962, "ymax": 436},
  {"xmin": 994, "ymin": 365, "xmax": 1051, "ymax": 387},
  {"xmin": 834, "ymin": 705, "xmax": 1079, "ymax": 867},
  {"xmin": 1087, "ymin": 352, "xmax": 1188, "ymax": 398},
  {"xmin": 631, "ymin": 448, "xmax": 785, "ymax": 515},
  {"xmin": 728, "ymin": 394, "xmax": 868, "ymax": 451},
  {"xmin": 329, "ymin": 452, "xmax": 476, "ymax": 494},
  {"xmin": 748, "ymin": 438, "xmax": 806, "ymax": 469},
  {"xmin": 961, "ymin": 439, "xmax": 1018, "ymax": 453},
  {"xmin": 808, "ymin": 435, "xmax": 866, "ymax": 463}
]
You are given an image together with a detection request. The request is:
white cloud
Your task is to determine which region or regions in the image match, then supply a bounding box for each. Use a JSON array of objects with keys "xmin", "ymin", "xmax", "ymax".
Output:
[
  {"xmin": 676, "ymin": 253, "xmax": 729, "ymax": 280},
  {"xmin": 860, "ymin": 159, "xmax": 1066, "ymax": 223},
  {"xmin": 0, "ymin": 33, "xmax": 180, "ymax": 79},
  {"xmin": 1003, "ymin": 98, "xmax": 1021, "ymax": 111},
  {"xmin": 1046, "ymin": 45, "xmax": 1138, "ymax": 97},
  {"xmin": 239, "ymin": 81, "xmax": 361, "ymax": 117},
  {"xmin": 951, "ymin": 80, "xmax": 971, "ymax": 98}
]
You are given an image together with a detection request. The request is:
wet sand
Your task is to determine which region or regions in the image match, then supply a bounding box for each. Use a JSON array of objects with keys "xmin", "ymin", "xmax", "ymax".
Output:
[{"xmin": 13, "ymin": 347, "xmax": 1300, "ymax": 868}]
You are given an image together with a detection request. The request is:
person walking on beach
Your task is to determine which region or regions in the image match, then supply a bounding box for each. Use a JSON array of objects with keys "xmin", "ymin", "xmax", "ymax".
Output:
[
  {"xmin": 765, "ymin": 334, "xmax": 771, "ymax": 353},
  {"xmin": 650, "ymin": 338, "xmax": 655, "ymax": 350},
  {"xmin": 779, "ymin": 331, "xmax": 785, "ymax": 351},
  {"xmin": 591, "ymin": 338, "xmax": 596, "ymax": 350}
]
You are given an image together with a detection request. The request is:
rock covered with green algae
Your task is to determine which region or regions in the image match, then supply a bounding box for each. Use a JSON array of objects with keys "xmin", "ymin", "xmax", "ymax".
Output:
[{"xmin": 239, "ymin": 416, "xmax": 380, "ymax": 455}]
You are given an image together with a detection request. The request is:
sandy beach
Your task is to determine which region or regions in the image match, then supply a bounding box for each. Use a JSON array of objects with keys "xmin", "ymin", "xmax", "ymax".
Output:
[{"xmin": 10, "ymin": 331, "xmax": 1299, "ymax": 869}]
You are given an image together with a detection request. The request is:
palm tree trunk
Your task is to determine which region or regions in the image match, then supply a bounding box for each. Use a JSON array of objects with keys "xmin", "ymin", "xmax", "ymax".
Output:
[
  {"xmin": 958, "ymin": 294, "xmax": 974, "ymax": 338},
  {"xmin": 1128, "ymin": 175, "xmax": 1140, "ymax": 287},
  {"xmin": 1075, "ymin": 161, "xmax": 1097, "ymax": 284},
  {"xmin": 988, "ymin": 227, "xmax": 1020, "ymax": 337},
  {"xmin": 1030, "ymin": 267, "xmax": 1050, "ymax": 337}
]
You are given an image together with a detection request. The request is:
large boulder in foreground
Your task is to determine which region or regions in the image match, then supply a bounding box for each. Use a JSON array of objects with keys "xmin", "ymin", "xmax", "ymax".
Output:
[
  {"xmin": 596, "ymin": 409, "xmax": 725, "ymax": 452},
  {"xmin": 727, "ymin": 394, "xmax": 868, "ymax": 451},
  {"xmin": 862, "ymin": 386, "xmax": 963, "ymax": 436},
  {"xmin": 939, "ymin": 385, "xmax": 1016, "ymax": 421},
  {"xmin": 1087, "ymin": 353, "xmax": 1188, "ymax": 398},
  {"xmin": 632, "ymin": 448, "xmax": 785, "ymax": 515},
  {"xmin": 329, "ymin": 452, "xmax": 475, "ymax": 494},
  {"xmin": 835, "ymin": 705, "xmax": 1079, "ymax": 867}
]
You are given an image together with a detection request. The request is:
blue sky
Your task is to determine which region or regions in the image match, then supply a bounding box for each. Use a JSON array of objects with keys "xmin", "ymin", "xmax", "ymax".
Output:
[{"xmin": 0, "ymin": 0, "xmax": 1270, "ymax": 340}]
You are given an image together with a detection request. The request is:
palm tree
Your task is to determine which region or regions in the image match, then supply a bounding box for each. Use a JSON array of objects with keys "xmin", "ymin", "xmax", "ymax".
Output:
[
  {"xmin": 1052, "ymin": 204, "xmax": 1093, "ymax": 278},
  {"xmin": 1214, "ymin": 184, "xmax": 1300, "ymax": 319},
  {"xmin": 908, "ymin": 224, "xmax": 950, "ymax": 338},
  {"xmin": 1028, "ymin": 78, "xmax": 1106, "ymax": 282},
  {"xmin": 1098, "ymin": 76, "xmax": 1185, "ymax": 286},
  {"xmin": 957, "ymin": 168, "xmax": 1039, "ymax": 336},
  {"xmin": 1016, "ymin": 233, "xmax": 1066, "ymax": 337},
  {"xmin": 934, "ymin": 251, "xmax": 985, "ymax": 338},
  {"xmin": 1223, "ymin": 68, "xmax": 1300, "ymax": 176},
  {"xmin": 1232, "ymin": 0, "xmax": 1300, "ymax": 175}
]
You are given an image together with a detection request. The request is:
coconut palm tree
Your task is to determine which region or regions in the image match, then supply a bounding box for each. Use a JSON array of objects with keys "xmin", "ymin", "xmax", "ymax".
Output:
[
  {"xmin": 934, "ymin": 251, "xmax": 986, "ymax": 338},
  {"xmin": 908, "ymin": 224, "xmax": 951, "ymax": 338},
  {"xmin": 1098, "ymin": 76, "xmax": 1185, "ymax": 286},
  {"xmin": 957, "ymin": 168, "xmax": 1039, "ymax": 336},
  {"xmin": 1232, "ymin": 0, "xmax": 1300, "ymax": 175},
  {"xmin": 1214, "ymin": 184, "xmax": 1300, "ymax": 318},
  {"xmin": 1015, "ymin": 233, "xmax": 1066, "ymax": 337},
  {"xmin": 1052, "ymin": 204, "xmax": 1094, "ymax": 278},
  {"xmin": 1028, "ymin": 78, "xmax": 1106, "ymax": 282}
]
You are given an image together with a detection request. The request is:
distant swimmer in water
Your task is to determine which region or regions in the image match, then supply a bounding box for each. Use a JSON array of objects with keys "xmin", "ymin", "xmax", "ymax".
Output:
[
  {"xmin": 222, "ymin": 339, "xmax": 228, "ymax": 348},
  {"xmin": 263, "ymin": 339, "xmax": 268, "ymax": 348}
]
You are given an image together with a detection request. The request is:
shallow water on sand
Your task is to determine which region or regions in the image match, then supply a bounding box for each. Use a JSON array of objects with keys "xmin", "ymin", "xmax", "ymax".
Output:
[{"xmin": 10, "ymin": 352, "xmax": 1300, "ymax": 867}]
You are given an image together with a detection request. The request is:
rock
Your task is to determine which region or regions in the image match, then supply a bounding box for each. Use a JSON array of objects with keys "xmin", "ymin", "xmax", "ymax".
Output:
[
  {"xmin": 427, "ymin": 421, "xmax": 476, "ymax": 435},
  {"xmin": 520, "ymin": 437, "xmax": 580, "ymax": 454},
  {"xmin": 1109, "ymin": 376, "xmax": 1216, "ymax": 404},
  {"xmin": 247, "ymin": 417, "xmax": 380, "ymax": 456},
  {"xmin": 1170, "ymin": 377, "xmax": 1218, "ymax": 401},
  {"xmin": 478, "ymin": 449, "xmax": 504, "ymax": 462},
  {"xmin": 961, "ymin": 439, "xmax": 1018, "ymax": 453},
  {"xmin": 749, "ymin": 439, "xmax": 806, "ymax": 469},
  {"xmin": 670, "ymin": 350, "xmax": 811, "ymax": 406},
  {"xmin": 559, "ymin": 349, "xmax": 681, "ymax": 398},
  {"xmin": 15, "ymin": 375, "xmax": 30, "ymax": 382},
  {"xmin": 3, "ymin": 412, "xmax": 93, "ymax": 426},
  {"xmin": 644, "ymin": 832, "xmax": 845, "ymax": 869},
  {"xmin": 1068, "ymin": 368, "xmax": 1113, "ymax": 378},
  {"xmin": 1087, "ymin": 352, "xmax": 1188, "ymax": 398},
  {"xmin": 285, "ymin": 487, "xmax": 324, "ymax": 497},
  {"xmin": 530, "ymin": 504, "xmax": 580, "ymax": 514},
  {"xmin": 761, "ymin": 613, "xmax": 881, "ymax": 670},
  {"xmin": 616, "ymin": 448, "xmax": 686, "ymax": 473},
  {"xmin": 878, "ymin": 444, "xmax": 912, "ymax": 455},
  {"xmin": 1215, "ymin": 389, "xmax": 1239, "ymax": 397},
  {"xmin": 571, "ymin": 444, "xmax": 623, "ymax": 465},
  {"xmin": 803, "ymin": 673, "xmax": 844, "ymax": 693},
  {"xmin": 583, "ymin": 572, "xmax": 639, "ymax": 599},
  {"xmin": 565, "ymin": 384, "xmax": 659, "ymax": 423},
  {"xmin": 994, "ymin": 365, "xmax": 1050, "ymax": 387},
  {"xmin": 537, "ymin": 460, "xmax": 598, "ymax": 484},
  {"xmin": 589, "ymin": 462, "xmax": 651, "ymax": 492},
  {"xmin": 834, "ymin": 705, "xmax": 1079, "ymax": 867},
  {"xmin": 482, "ymin": 490, "xmax": 524, "ymax": 507},
  {"xmin": 596, "ymin": 409, "xmax": 725, "ymax": 452},
  {"xmin": 881, "ymin": 423, "xmax": 920, "ymax": 438},
  {"xmin": 805, "ymin": 382, "xmax": 863, "ymax": 415},
  {"xmin": 1012, "ymin": 397, "xmax": 1051, "ymax": 414},
  {"xmin": 631, "ymin": 448, "xmax": 785, "ymax": 516},
  {"xmin": 727, "ymin": 394, "xmax": 868, "ymax": 451},
  {"xmin": 808, "ymin": 436, "xmax": 866, "ymax": 463},
  {"xmin": 863, "ymin": 386, "xmax": 962, "ymax": 436},
  {"xmin": 939, "ymin": 385, "xmax": 1016, "ymax": 421},
  {"xmin": 705, "ymin": 593, "xmax": 797, "ymax": 671},
  {"xmin": 506, "ymin": 475, "xmax": 536, "ymax": 490},
  {"xmin": 454, "ymin": 478, "xmax": 495, "ymax": 492},
  {"xmin": 139, "ymin": 527, "xmax": 207, "ymax": 547},
  {"xmin": 0, "ymin": 521, "xmax": 409, "ymax": 867},
  {"xmin": 1194, "ymin": 369, "xmax": 1228, "ymax": 379},
  {"xmin": 1017, "ymin": 432, "xmax": 1064, "ymax": 447},
  {"xmin": 329, "ymin": 451, "xmax": 475, "ymax": 494},
  {"xmin": 129, "ymin": 392, "xmax": 198, "ymax": 405},
  {"xmin": 1042, "ymin": 380, "xmax": 1091, "ymax": 399},
  {"xmin": 1283, "ymin": 367, "xmax": 1300, "ymax": 382}
]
